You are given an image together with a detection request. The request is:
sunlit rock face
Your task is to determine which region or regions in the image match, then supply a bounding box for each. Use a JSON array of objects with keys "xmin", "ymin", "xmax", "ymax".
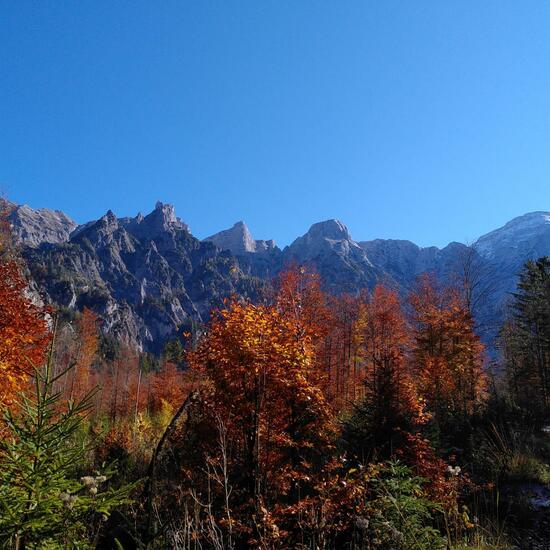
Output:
[
  {"xmin": 282, "ymin": 219, "xmax": 384, "ymax": 293},
  {"xmin": 7, "ymin": 202, "xmax": 77, "ymax": 248},
  {"xmin": 13, "ymin": 200, "xmax": 550, "ymax": 352},
  {"xmin": 205, "ymin": 221, "xmax": 275, "ymax": 255},
  {"xmin": 21, "ymin": 202, "xmax": 265, "ymax": 352}
]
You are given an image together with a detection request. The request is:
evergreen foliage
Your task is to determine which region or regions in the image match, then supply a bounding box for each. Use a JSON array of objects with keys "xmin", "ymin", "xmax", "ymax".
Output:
[
  {"xmin": 504, "ymin": 257, "xmax": 550, "ymax": 413},
  {"xmin": 0, "ymin": 349, "xmax": 134, "ymax": 549}
]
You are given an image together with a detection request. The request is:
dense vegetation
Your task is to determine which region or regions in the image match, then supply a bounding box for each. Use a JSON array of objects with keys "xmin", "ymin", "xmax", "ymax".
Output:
[{"xmin": 3, "ymin": 230, "xmax": 550, "ymax": 549}]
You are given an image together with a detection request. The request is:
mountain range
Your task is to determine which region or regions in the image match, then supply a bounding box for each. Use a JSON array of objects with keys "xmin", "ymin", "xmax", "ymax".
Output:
[{"xmin": 8, "ymin": 200, "xmax": 550, "ymax": 352}]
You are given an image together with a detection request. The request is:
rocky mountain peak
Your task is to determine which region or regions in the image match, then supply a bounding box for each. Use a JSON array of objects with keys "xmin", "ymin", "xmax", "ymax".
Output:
[
  {"xmin": 475, "ymin": 211, "xmax": 550, "ymax": 259},
  {"xmin": 154, "ymin": 201, "xmax": 177, "ymax": 222},
  {"xmin": 7, "ymin": 202, "xmax": 77, "ymax": 247},
  {"xmin": 131, "ymin": 202, "xmax": 189, "ymax": 239},
  {"xmin": 70, "ymin": 209, "xmax": 125, "ymax": 249},
  {"xmin": 305, "ymin": 219, "xmax": 351, "ymax": 242},
  {"xmin": 204, "ymin": 221, "xmax": 276, "ymax": 255},
  {"xmin": 284, "ymin": 219, "xmax": 379, "ymax": 293},
  {"xmin": 149, "ymin": 201, "xmax": 179, "ymax": 226},
  {"xmin": 103, "ymin": 210, "xmax": 118, "ymax": 225}
]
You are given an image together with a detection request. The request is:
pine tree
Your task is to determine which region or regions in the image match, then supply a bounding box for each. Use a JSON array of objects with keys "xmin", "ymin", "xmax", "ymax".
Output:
[
  {"xmin": 504, "ymin": 257, "xmax": 550, "ymax": 414},
  {"xmin": 0, "ymin": 340, "xmax": 134, "ymax": 548}
]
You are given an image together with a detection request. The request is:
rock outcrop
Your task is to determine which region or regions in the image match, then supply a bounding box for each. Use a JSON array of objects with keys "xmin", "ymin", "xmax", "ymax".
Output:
[
  {"xmin": 7, "ymin": 202, "xmax": 77, "ymax": 247},
  {"xmin": 13, "ymin": 200, "xmax": 550, "ymax": 352},
  {"xmin": 23, "ymin": 202, "xmax": 264, "ymax": 351}
]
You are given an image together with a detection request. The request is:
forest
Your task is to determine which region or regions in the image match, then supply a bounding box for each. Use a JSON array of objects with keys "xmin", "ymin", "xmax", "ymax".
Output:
[{"xmin": 3, "ymin": 228, "xmax": 550, "ymax": 550}]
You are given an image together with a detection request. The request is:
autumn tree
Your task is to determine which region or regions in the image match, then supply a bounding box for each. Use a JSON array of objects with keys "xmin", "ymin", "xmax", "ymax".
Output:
[
  {"xmin": 274, "ymin": 266, "xmax": 363, "ymax": 408},
  {"xmin": 184, "ymin": 299, "xmax": 337, "ymax": 546},
  {"xmin": 0, "ymin": 258, "xmax": 50, "ymax": 407},
  {"xmin": 149, "ymin": 361, "xmax": 187, "ymax": 414},
  {"xmin": 274, "ymin": 265, "xmax": 333, "ymax": 342},
  {"xmin": 409, "ymin": 274, "xmax": 486, "ymax": 441},
  {"xmin": 324, "ymin": 293, "xmax": 361, "ymax": 408},
  {"xmin": 345, "ymin": 285, "xmax": 425, "ymax": 462},
  {"xmin": 68, "ymin": 308, "xmax": 100, "ymax": 402}
]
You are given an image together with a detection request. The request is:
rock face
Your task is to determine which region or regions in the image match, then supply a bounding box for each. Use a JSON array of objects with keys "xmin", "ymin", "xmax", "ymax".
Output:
[
  {"xmin": 22, "ymin": 203, "xmax": 265, "ymax": 352},
  {"xmin": 7, "ymin": 202, "xmax": 77, "ymax": 247},
  {"xmin": 204, "ymin": 221, "xmax": 281, "ymax": 279},
  {"xmin": 475, "ymin": 212, "xmax": 550, "ymax": 260},
  {"xmin": 282, "ymin": 220, "xmax": 384, "ymax": 293},
  {"xmin": 359, "ymin": 239, "xmax": 472, "ymax": 290},
  {"xmin": 474, "ymin": 212, "xmax": 550, "ymax": 306},
  {"xmin": 13, "ymin": 201, "xmax": 550, "ymax": 352},
  {"xmin": 205, "ymin": 221, "xmax": 276, "ymax": 255}
]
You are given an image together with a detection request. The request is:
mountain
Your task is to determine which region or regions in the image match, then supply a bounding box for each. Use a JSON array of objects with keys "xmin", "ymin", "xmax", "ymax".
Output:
[
  {"xmin": 475, "ymin": 212, "xmax": 550, "ymax": 260},
  {"xmin": 21, "ymin": 202, "xmax": 265, "ymax": 351},
  {"xmin": 473, "ymin": 211, "xmax": 550, "ymax": 307},
  {"xmin": 205, "ymin": 221, "xmax": 276, "ymax": 255},
  {"xmin": 204, "ymin": 221, "xmax": 281, "ymax": 279},
  {"xmin": 282, "ymin": 220, "xmax": 384, "ymax": 293},
  {"xmin": 11, "ymin": 201, "xmax": 550, "ymax": 352},
  {"xmin": 6, "ymin": 202, "xmax": 77, "ymax": 247},
  {"xmin": 358, "ymin": 239, "xmax": 471, "ymax": 290}
]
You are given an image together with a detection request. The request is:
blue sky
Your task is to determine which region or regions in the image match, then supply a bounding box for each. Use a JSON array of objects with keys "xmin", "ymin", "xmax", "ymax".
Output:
[{"xmin": 2, "ymin": 2, "xmax": 550, "ymax": 247}]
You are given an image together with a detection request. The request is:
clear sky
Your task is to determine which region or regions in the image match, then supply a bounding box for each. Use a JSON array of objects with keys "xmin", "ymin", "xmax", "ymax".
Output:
[{"xmin": 2, "ymin": 2, "xmax": 550, "ymax": 248}]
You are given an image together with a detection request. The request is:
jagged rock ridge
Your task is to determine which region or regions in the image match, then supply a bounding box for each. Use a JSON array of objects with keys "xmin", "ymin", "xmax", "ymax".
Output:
[
  {"xmin": 205, "ymin": 221, "xmax": 276, "ymax": 254},
  {"xmin": 282, "ymin": 220, "xmax": 384, "ymax": 293},
  {"xmin": 6, "ymin": 202, "xmax": 77, "ymax": 248},
  {"xmin": 22, "ymin": 202, "xmax": 264, "ymax": 352},
  {"xmin": 12, "ymin": 201, "xmax": 550, "ymax": 352}
]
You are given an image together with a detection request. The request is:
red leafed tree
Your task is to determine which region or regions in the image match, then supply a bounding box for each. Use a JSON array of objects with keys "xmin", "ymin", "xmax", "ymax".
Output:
[
  {"xmin": 274, "ymin": 265, "xmax": 333, "ymax": 342},
  {"xmin": 326, "ymin": 293, "xmax": 361, "ymax": 408},
  {"xmin": 360, "ymin": 285, "xmax": 425, "ymax": 427},
  {"xmin": 69, "ymin": 307, "xmax": 100, "ymax": 401},
  {"xmin": 409, "ymin": 274, "xmax": 486, "ymax": 431},
  {"xmin": 108, "ymin": 345, "xmax": 141, "ymax": 422},
  {"xmin": 274, "ymin": 266, "xmax": 363, "ymax": 408},
  {"xmin": 149, "ymin": 361, "xmax": 186, "ymax": 414},
  {"xmin": 186, "ymin": 299, "xmax": 336, "ymax": 545},
  {"xmin": 345, "ymin": 285, "xmax": 426, "ymax": 462},
  {"xmin": 0, "ymin": 258, "xmax": 50, "ymax": 406}
]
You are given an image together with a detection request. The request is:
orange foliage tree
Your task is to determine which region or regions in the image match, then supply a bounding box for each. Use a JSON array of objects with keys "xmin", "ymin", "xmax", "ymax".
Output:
[
  {"xmin": 185, "ymin": 299, "xmax": 337, "ymax": 545},
  {"xmin": 274, "ymin": 266, "xmax": 363, "ymax": 409},
  {"xmin": 149, "ymin": 361, "xmax": 187, "ymax": 414},
  {"xmin": 326, "ymin": 292, "xmax": 361, "ymax": 408},
  {"xmin": 68, "ymin": 307, "xmax": 100, "ymax": 402},
  {"xmin": 409, "ymin": 274, "xmax": 486, "ymax": 435},
  {"xmin": 353, "ymin": 286, "xmax": 426, "ymax": 455},
  {"xmin": 0, "ymin": 259, "xmax": 50, "ymax": 406},
  {"xmin": 274, "ymin": 265, "xmax": 333, "ymax": 343}
]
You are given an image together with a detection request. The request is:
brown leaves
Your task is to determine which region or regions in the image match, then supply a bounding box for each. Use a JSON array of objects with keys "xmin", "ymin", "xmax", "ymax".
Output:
[
  {"xmin": 410, "ymin": 274, "xmax": 487, "ymax": 422},
  {"xmin": 186, "ymin": 296, "xmax": 338, "ymax": 543},
  {"xmin": 0, "ymin": 259, "xmax": 50, "ymax": 406}
]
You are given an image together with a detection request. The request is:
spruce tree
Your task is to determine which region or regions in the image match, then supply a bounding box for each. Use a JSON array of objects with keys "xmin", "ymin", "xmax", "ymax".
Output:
[
  {"xmin": 506, "ymin": 257, "xmax": 550, "ymax": 413},
  {"xmin": 0, "ymin": 344, "xmax": 134, "ymax": 549}
]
